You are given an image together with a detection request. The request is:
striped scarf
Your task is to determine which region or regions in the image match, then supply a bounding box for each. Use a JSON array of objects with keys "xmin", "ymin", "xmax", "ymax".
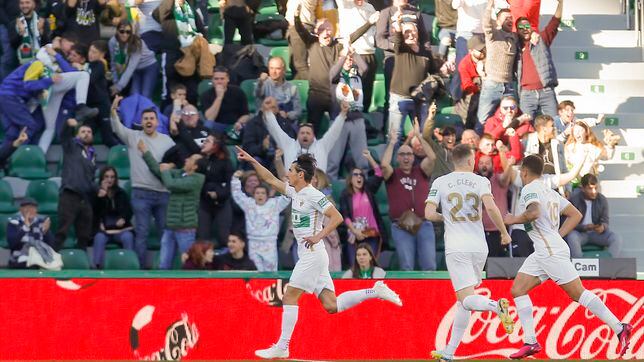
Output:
[
  {"xmin": 173, "ymin": 0, "xmax": 197, "ymax": 48},
  {"xmin": 16, "ymin": 13, "xmax": 41, "ymax": 64}
]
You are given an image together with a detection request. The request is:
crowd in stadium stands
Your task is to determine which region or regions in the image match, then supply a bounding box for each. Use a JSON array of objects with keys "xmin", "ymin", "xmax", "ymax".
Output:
[{"xmin": 0, "ymin": 0, "xmax": 625, "ymax": 275}]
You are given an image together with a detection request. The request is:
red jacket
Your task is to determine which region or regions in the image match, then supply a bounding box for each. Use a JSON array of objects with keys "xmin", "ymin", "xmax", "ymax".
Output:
[
  {"xmin": 458, "ymin": 55, "xmax": 480, "ymax": 95},
  {"xmin": 484, "ymin": 107, "xmax": 533, "ymax": 148},
  {"xmin": 475, "ymin": 150, "xmax": 506, "ymax": 174},
  {"xmin": 508, "ymin": 0, "xmax": 541, "ymax": 31}
]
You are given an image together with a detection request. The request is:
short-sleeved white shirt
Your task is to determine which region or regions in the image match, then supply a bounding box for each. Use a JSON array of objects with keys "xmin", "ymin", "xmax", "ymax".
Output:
[
  {"xmin": 285, "ymin": 183, "xmax": 332, "ymax": 253},
  {"xmin": 426, "ymin": 172, "xmax": 492, "ymax": 254},
  {"xmin": 518, "ymin": 180, "xmax": 571, "ymax": 257}
]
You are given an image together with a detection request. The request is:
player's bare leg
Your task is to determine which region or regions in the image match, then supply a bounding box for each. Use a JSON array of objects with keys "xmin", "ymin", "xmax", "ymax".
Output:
[
  {"xmin": 432, "ymin": 285, "xmax": 514, "ymax": 361},
  {"xmin": 560, "ymin": 278, "xmax": 633, "ymax": 357},
  {"xmin": 255, "ymin": 286, "xmax": 305, "ymax": 359}
]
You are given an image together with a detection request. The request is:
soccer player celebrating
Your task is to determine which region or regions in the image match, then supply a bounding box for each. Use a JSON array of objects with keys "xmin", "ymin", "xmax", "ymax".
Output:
[
  {"xmin": 425, "ymin": 144, "xmax": 514, "ymax": 361},
  {"xmin": 503, "ymin": 155, "xmax": 632, "ymax": 359},
  {"xmin": 237, "ymin": 103, "xmax": 402, "ymax": 360}
]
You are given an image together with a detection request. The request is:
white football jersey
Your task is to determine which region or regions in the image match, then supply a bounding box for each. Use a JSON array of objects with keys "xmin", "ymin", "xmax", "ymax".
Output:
[
  {"xmin": 285, "ymin": 183, "xmax": 332, "ymax": 253},
  {"xmin": 518, "ymin": 180, "xmax": 571, "ymax": 257},
  {"xmin": 426, "ymin": 172, "xmax": 492, "ymax": 254}
]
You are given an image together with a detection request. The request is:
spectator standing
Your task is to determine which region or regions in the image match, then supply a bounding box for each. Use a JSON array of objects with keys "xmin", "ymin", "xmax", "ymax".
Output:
[
  {"xmin": 242, "ymin": 96, "xmax": 297, "ymax": 169},
  {"xmin": 566, "ymin": 174, "xmax": 622, "ymax": 258},
  {"xmin": 8, "ymin": 0, "xmax": 49, "ymax": 65},
  {"xmin": 108, "ymin": 20, "xmax": 158, "ymax": 99},
  {"xmin": 196, "ymin": 133, "xmax": 234, "ymax": 245},
  {"xmin": 516, "ymin": 0, "xmax": 562, "ymax": 120},
  {"xmin": 342, "ymin": 243, "xmax": 386, "ymax": 278},
  {"xmin": 434, "ymin": 0, "xmax": 457, "ymax": 60},
  {"xmin": 182, "ymin": 240, "xmax": 216, "ymax": 269},
  {"xmin": 555, "ymin": 100, "xmax": 603, "ymax": 141},
  {"xmin": 220, "ymin": 0, "xmax": 257, "ymax": 45},
  {"xmin": 388, "ymin": 13, "xmax": 437, "ymax": 140},
  {"xmin": 477, "ymin": 154, "xmax": 512, "ymax": 256},
  {"xmin": 134, "ymin": 0, "xmax": 165, "ymax": 53},
  {"xmin": 201, "ymin": 66, "xmax": 250, "ymax": 137},
  {"xmin": 375, "ymin": 0, "xmax": 427, "ymax": 119},
  {"xmin": 6, "ymin": 198, "xmax": 58, "ymax": 269},
  {"xmin": 483, "ymin": 96, "xmax": 532, "ymax": 157},
  {"xmin": 449, "ymin": 0, "xmax": 486, "ymax": 101},
  {"xmin": 84, "ymin": 40, "xmax": 120, "ymax": 146},
  {"xmin": 294, "ymin": 5, "xmax": 377, "ymax": 132},
  {"xmin": 139, "ymin": 142, "xmax": 205, "ymax": 270},
  {"xmin": 255, "ymin": 56, "xmax": 302, "ymax": 123},
  {"xmin": 55, "ymin": 117, "xmax": 96, "ymax": 251},
  {"xmin": 63, "ymin": 0, "xmax": 106, "ymax": 46},
  {"xmin": 92, "ymin": 166, "xmax": 135, "ymax": 268},
  {"xmin": 421, "ymin": 103, "xmax": 456, "ymax": 180},
  {"xmin": 327, "ymin": 49, "xmax": 369, "ymax": 180},
  {"xmin": 477, "ymin": 0, "xmax": 517, "ymax": 131},
  {"xmin": 339, "ymin": 150, "xmax": 387, "ymax": 267},
  {"xmin": 336, "ymin": 0, "xmax": 378, "ymax": 111},
  {"xmin": 110, "ymin": 96, "xmax": 175, "ymax": 265},
  {"xmin": 382, "ymin": 123, "xmax": 436, "ymax": 271},
  {"xmin": 263, "ymin": 97, "xmax": 348, "ymax": 174},
  {"xmin": 523, "ymin": 114, "xmax": 567, "ymax": 176},
  {"xmin": 231, "ymin": 170, "xmax": 290, "ymax": 271},
  {"xmin": 461, "ymin": 129, "xmax": 480, "ymax": 149},
  {"xmin": 215, "ymin": 232, "xmax": 258, "ymax": 270},
  {"xmin": 455, "ymin": 36, "xmax": 485, "ymax": 128},
  {"xmin": 284, "ymin": 0, "xmax": 318, "ymax": 80},
  {"xmin": 0, "ymin": 0, "xmax": 21, "ymax": 80}
]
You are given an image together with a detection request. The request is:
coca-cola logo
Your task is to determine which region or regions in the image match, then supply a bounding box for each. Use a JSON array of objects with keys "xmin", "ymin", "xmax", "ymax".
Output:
[
  {"xmin": 130, "ymin": 306, "xmax": 199, "ymax": 361},
  {"xmin": 435, "ymin": 288, "xmax": 643, "ymax": 359},
  {"xmin": 246, "ymin": 279, "xmax": 289, "ymax": 307}
]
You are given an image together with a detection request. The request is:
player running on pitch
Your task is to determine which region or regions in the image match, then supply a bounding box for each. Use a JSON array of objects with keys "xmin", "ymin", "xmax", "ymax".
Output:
[
  {"xmin": 425, "ymin": 144, "xmax": 515, "ymax": 361},
  {"xmin": 503, "ymin": 155, "xmax": 632, "ymax": 359},
  {"xmin": 235, "ymin": 129, "xmax": 402, "ymax": 359}
]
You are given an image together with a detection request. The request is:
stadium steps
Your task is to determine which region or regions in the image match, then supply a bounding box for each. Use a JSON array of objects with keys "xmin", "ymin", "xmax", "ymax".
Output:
[{"xmin": 541, "ymin": 0, "xmax": 644, "ymax": 270}]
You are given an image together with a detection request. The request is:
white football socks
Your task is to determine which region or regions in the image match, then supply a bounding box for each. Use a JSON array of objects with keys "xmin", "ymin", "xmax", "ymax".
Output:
[
  {"xmin": 462, "ymin": 295, "xmax": 499, "ymax": 312},
  {"xmin": 514, "ymin": 295, "xmax": 538, "ymax": 344},
  {"xmin": 277, "ymin": 305, "xmax": 299, "ymax": 350},
  {"xmin": 337, "ymin": 288, "xmax": 378, "ymax": 312},
  {"xmin": 578, "ymin": 290, "xmax": 623, "ymax": 334},
  {"xmin": 443, "ymin": 301, "xmax": 471, "ymax": 357}
]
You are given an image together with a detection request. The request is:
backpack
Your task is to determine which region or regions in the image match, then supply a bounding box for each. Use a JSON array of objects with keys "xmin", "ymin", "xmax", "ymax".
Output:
[{"xmin": 215, "ymin": 44, "xmax": 267, "ymax": 85}]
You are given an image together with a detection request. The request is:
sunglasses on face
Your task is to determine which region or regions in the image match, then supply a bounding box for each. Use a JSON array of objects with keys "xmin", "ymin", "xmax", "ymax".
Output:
[
  {"xmin": 182, "ymin": 111, "xmax": 198, "ymax": 116},
  {"xmin": 398, "ymin": 152, "xmax": 413, "ymax": 157},
  {"xmin": 517, "ymin": 24, "xmax": 531, "ymax": 30},
  {"xmin": 352, "ymin": 172, "xmax": 364, "ymax": 177},
  {"xmin": 118, "ymin": 29, "xmax": 132, "ymax": 34},
  {"xmin": 502, "ymin": 105, "xmax": 517, "ymax": 111}
]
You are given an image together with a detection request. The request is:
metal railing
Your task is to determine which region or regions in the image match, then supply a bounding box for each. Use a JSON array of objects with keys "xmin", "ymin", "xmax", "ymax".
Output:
[{"xmin": 634, "ymin": 0, "xmax": 644, "ymax": 46}]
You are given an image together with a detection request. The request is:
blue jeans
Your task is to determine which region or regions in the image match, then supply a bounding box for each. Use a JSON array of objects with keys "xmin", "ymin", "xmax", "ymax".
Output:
[
  {"xmin": 131, "ymin": 188, "xmax": 169, "ymax": 265},
  {"xmin": 0, "ymin": 25, "xmax": 17, "ymax": 82},
  {"xmin": 159, "ymin": 229, "xmax": 196, "ymax": 269},
  {"xmin": 130, "ymin": 62, "xmax": 159, "ymax": 99},
  {"xmin": 449, "ymin": 32, "xmax": 473, "ymax": 102},
  {"xmin": 93, "ymin": 230, "xmax": 135, "ymax": 268},
  {"xmin": 519, "ymin": 87, "xmax": 558, "ymax": 120},
  {"xmin": 477, "ymin": 79, "xmax": 515, "ymax": 133},
  {"xmin": 388, "ymin": 93, "xmax": 427, "ymax": 144},
  {"xmin": 391, "ymin": 221, "xmax": 436, "ymax": 271},
  {"xmin": 437, "ymin": 28, "xmax": 456, "ymax": 59}
]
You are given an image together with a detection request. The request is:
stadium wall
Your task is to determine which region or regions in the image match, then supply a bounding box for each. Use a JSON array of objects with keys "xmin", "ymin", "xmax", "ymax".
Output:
[{"xmin": 0, "ymin": 276, "xmax": 641, "ymax": 360}]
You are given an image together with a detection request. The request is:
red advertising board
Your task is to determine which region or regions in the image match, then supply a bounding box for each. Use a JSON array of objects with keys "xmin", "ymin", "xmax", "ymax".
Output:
[{"xmin": 0, "ymin": 278, "xmax": 641, "ymax": 360}]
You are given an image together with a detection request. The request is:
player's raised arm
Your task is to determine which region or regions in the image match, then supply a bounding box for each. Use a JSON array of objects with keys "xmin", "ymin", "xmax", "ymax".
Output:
[
  {"xmin": 482, "ymin": 195, "xmax": 511, "ymax": 245},
  {"xmin": 559, "ymin": 203, "xmax": 582, "ymax": 238},
  {"xmin": 235, "ymin": 146, "xmax": 286, "ymax": 195}
]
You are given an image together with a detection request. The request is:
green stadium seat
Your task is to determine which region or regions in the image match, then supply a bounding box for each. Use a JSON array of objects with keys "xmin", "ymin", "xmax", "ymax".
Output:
[
  {"xmin": 60, "ymin": 249, "xmax": 91, "ymax": 269},
  {"xmin": 421, "ymin": 1, "xmax": 435, "ymax": 15},
  {"xmin": 0, "ymin": 180, "xmax": 17, "ymax": 214},
  {"xmin": 207, "ymin": 0, "xmax": 221, "ymax": 13},
  {"xmin": 435, "ymin": 113, "xmax": 463, "ymax": 128},
  {"xmin": 9, "ymin": 145, "xmax": 51, "ymax": 179},
  {"xmin": 269, "ymin": 46, "xmax": 291, "ymax": 79},
  {"xmin": 198, "ymin": 79, "xmax": 213, "ymax": 101},
  {"xmin": 227, "ymin": 145, "xmax": 239, "ymax": 170},
  {"xmin": 259, "ymin": 5, "xmax": 278, "ymax": 14},
  {"xmin": 369, "ymin": 79, "xmax": 386, "ymax": 112},
  {"xmin": 121, "ymin": 180, "xmax": 132, "ymax": 199},
  {"xmin": 240, "ymin": 79, "xmax": 259, "ymax": 113},
  {"xmin": 290, "ymin": 79, "xmax": 309, "ymax": 115},
  {"xmin": 104, "ymin": 249, "xmax": 140, "ymax": 270},
  {"xmin": 147, "ymin": 223, "xmax": 162, "ymax": 250},
  {"xmin": 331, "ymin": 180, "xmax": 345, "ymax": 203},
  {"xmin": 431, "ymin": 17, "xmax": 440, "ymax": 45},
  {"xmin": 375, "ymin": 183, "xmax": 388, "ymax": 216},
  {"xmin": 48, "ymin": 214, "xmax": 76, "ymax": 248},
  {"xmin": 581, "ymin": 244, "xmax": 611, "ymax": 258},
  {"xmin": 107, "ymin": 145, "xmax": 130, "ymax": 179},
  {"xmin": 25, "ymin": 180, "xmax": 59, "ymax": 214},
  {"xmin": 152, "ymin": 250, "xmax": 183, "ymax": 270},
  {"xmin": 381, "ymin": 215, "xmax": 393, "ymax": 249}
]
